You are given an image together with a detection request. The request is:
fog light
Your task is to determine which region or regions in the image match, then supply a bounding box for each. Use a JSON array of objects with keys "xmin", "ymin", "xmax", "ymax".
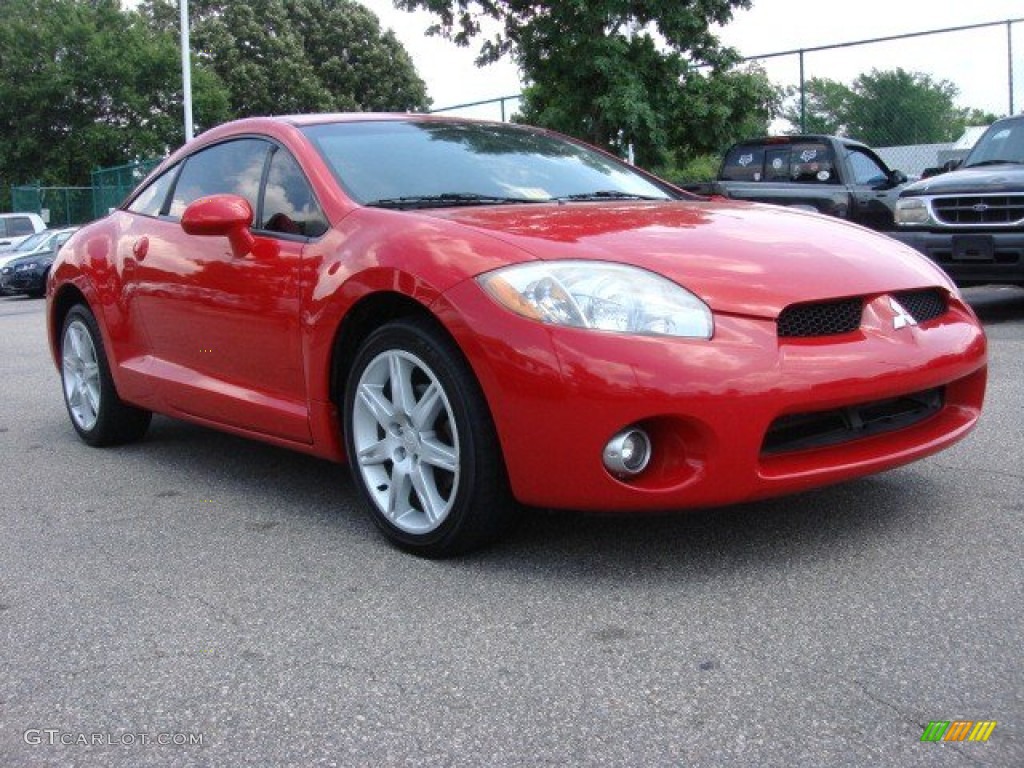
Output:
[{"xmin": 603, "ymin": 427, "xmax": 652, "ymax": 477}]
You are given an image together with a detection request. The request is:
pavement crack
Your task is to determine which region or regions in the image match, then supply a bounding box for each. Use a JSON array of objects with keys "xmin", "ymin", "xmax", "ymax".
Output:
[{"xmin": 848, "ymin": 678, "xmax": 989, "ymax": 767}]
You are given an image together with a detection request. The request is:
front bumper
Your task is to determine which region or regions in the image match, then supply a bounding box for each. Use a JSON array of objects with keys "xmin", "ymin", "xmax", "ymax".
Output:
[
  {"xmin": 441, "ymin": 282, "xmax": 987, "ymax": 511},
  {"xmin": 0, "ymin": 268, "xmax": 47, "ymax": 295},
  {"xmin": 889, "ymin": 230, "xmax": 1024, "ymax": 286}
]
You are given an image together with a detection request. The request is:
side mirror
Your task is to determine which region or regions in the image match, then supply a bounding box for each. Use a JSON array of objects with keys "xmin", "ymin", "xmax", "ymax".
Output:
[
  {"xmin": 942, "ymin": 158, "xmax": 963, "ymax": 173},
  {"xmin": 181, "ymin": 194, "xmax": 256, "ymax": 257},
  {"xmin": 888, "ymin": 169, "xmax": 908, "ymax": 186}
]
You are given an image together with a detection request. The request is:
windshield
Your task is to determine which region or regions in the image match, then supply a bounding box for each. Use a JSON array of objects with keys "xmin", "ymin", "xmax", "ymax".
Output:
[
  {"xmin": 14, "ymin": 231, "xmax": 50, "ymax": 251},
  {"xmin": 964, "ymin": 117, "xmax": 1024, "ymax": 167},
  {"xmin": 302, "ymin": 120, "xmax": 674, "ymax": 208}
]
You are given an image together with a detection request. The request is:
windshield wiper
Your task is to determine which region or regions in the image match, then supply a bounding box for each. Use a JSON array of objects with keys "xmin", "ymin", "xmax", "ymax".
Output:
[
  {"xmin": 366, "ymin": 193, "xmax": 544, "ymax": 209},
  {"xmin": 964, "ymin": 159, "xmax": 1024, "ymax": 168},
  {"xmin": 553, "ymin": 190, "xmax": 667, "ymax": 202}
]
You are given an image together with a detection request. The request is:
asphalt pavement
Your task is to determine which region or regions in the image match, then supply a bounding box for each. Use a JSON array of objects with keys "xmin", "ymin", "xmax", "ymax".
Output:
[{"xmin": 1, "ymin": 286, "xmax": 1021, "ymax": 767}]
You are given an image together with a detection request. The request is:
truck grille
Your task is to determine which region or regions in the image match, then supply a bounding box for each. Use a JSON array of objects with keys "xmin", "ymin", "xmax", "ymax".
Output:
[{"xmin": 931, "ymin": 195, "xmax": 1024, "ymax": 226}]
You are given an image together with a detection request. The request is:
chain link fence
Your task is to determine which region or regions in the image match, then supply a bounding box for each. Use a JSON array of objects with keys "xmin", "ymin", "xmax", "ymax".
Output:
[
  {"xmin": 430, "ymin": 18, "xmax": 1022, "ymax": 181},
  {"xmin": 6, "ymin": 19, "xmax": 1022, "ymax": 215},
  {"xmin": 743, "ymin": 18, "xmax": 1021, "ymax": 178}
]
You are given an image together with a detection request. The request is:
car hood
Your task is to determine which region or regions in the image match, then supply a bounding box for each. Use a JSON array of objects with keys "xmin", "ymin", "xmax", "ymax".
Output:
[
  {"xmin": 425, "ymin": 200, "xmax": 948, "ymax": 318},
  {"xmin": 901, "ymin": 163, "xmax": 1024, "ymax": 196}
]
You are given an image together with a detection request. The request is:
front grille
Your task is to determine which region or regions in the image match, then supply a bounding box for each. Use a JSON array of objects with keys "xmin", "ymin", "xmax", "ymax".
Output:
[
  {"xmin": 932, "ymin": 195, "xmax": 1024, "ymax": 226},
  {"xmin": 892, "ymin": 288, "xmax": 948, "ymax": 324},
  {"xmin": 762, "ymin": 388, "xmax": 944, "ymax": 455},
  {"xmin": 777, "ymin": 298, "xmax": 863, "ymax": 338}
]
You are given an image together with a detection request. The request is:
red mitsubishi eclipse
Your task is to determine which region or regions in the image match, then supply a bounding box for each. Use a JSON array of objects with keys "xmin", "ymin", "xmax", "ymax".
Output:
[{"xmin": 47, "ymin": 115, "xmax": 987, "ymax": 556}]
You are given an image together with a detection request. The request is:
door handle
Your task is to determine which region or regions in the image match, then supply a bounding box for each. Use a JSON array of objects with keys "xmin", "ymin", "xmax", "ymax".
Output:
[{"xmin": 133, "ymin": 237, "xmax": 149, "ymax": 261}]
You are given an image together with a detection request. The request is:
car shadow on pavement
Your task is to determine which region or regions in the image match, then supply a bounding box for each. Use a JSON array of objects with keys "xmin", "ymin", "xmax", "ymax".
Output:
[
  {"xmin": 82, "ymin": 411, "xmax": 931, "ymax": 581},
  {"xmin": 478, "ymin": 472, "xmax": 939, "ymax": 581},
  {"xmin": 961, "ymin": 284, "xmax": 1024, "ymax": 324}
]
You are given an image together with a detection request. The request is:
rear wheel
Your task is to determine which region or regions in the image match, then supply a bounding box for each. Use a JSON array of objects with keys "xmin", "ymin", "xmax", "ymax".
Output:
[
  {"xmin": 61, "ymin": 304, "xmax": 151, "ymax": 446},
  {"xmin": 344, "ymin": 318, "xmax": 514, "ymax": 557}
]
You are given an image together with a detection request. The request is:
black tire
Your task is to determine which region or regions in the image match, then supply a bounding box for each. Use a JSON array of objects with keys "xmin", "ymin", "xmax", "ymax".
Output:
[
  {"xmin": 60, "ymin": 304, "xmax": 152, "ymax": 446},
  {"xmin": 343, "ymin": 317, "xmax": 515, "ymax": 557}
]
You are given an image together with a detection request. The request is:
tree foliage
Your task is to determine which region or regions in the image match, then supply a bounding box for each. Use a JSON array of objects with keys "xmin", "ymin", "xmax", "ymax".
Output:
[
  {"xmin": 783, "ymin": 68, "xmax": 1002, "ymax": 145},
  {"xmin": 396, "ymin": 0, "xmax": 780, "ymax": 167},
  {"xmin": 143, "ymin": 0, "xmax": 431, "ymax": 117},
  {"xmin": 0, "ymin": 0, "xmax": 229, "ymax": 190}
]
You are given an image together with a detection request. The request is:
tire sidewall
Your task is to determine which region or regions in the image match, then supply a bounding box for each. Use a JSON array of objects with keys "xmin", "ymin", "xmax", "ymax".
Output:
[
  {"xmin": 343, "ymin": 320, "xmax": 489, "ymax": 554},
  {"xmin": 60, "ymin": 305, "xmax": 128, "ymax": 446}
]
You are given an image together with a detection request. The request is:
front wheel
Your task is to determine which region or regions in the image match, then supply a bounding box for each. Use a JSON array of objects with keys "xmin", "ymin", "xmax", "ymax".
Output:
[
  {"xmin": 60, "ymin": 304, "xmax": 152, "ymax": 446},
  {"xmin": 343, "ymin": 318, "xmax": 515, "ymax": 557}
]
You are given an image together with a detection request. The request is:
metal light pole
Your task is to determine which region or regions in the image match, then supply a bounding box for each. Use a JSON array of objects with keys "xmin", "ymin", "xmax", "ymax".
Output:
[{"xmin": 180, "ymin": 0, "xmax": 194, "ymax": 141}]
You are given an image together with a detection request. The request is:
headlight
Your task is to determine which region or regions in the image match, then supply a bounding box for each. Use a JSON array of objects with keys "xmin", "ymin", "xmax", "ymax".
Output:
[
  {"xmin": 477, "ymin": 261, "xmax": 713, "ymax": 339},
  {"xmin": 15, "ymin": 262, "xmax": 37, "ymax": 272},
  {"xmin": 895, "ymin": 198, "xmax": 930, "ymax": 225}
]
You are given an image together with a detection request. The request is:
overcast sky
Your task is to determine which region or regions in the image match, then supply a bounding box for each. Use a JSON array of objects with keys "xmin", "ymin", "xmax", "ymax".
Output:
[{"xmin": 357, "ymin": 0, "xmax": 1023, "ymax": 120}]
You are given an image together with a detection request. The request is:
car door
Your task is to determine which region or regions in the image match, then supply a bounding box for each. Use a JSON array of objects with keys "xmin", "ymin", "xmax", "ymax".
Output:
[
  {"xmin": 847, "ymin": 147, "xmax": 901, "ymax": 230},
  {"xmin": 125, "ymin": 138, "xmax": 321, "ymax": 443}
]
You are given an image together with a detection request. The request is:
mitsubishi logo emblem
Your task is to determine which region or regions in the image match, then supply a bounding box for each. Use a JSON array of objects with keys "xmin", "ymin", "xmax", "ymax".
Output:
[{"xmin": 889, "ymin": 297, "xmax": 917, "ymax": 330}]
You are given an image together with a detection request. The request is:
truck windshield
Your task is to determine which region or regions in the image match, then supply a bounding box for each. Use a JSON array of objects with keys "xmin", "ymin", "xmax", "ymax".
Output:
[{"xmin": 964, "ymin": 117, "xmax": 1024, "ymax": 167}]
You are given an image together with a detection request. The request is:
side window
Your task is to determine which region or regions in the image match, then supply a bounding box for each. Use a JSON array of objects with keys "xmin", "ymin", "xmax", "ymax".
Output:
[
  {"xmin": 847, "ymin": 149, "xmax": 889, "ymax": 186},
  {"xmin": 261, "ymin": 149, "xmax": 329, "ymax": 237},
  {"xmin": 789, "ymin": 144, "xmax": 836, "ymax": 183},
  {"xmin": 9, "ymin": 217, "xmax": 35, "ymax": 236},
  {"xmin": 127, "ymin": 166, "xmax": 178, "ymax": 217},
  {"xmin": 721, "ymin": 147, "xmax": 764, "ymax": 181},
  {"xmin": 168, "ymin": 139, "xmax": 270, "ymax": 219}
]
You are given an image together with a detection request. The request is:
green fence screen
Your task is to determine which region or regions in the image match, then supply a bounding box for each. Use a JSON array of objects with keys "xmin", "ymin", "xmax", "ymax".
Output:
[
  {"xmin": 90, "ymin": 158, "xmax": 162, "ymax": 219},
  {"xmin": 10, "ymin": 185, "xmax": 94, "ymax": 228}
]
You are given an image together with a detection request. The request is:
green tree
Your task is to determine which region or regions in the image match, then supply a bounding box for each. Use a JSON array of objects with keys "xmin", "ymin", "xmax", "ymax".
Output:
[
  {"xmin": 396, "ymin": 0, "xmax": 779, "ymax": 167},
  {"xmin": 142, "ymin": 0, "xmax": 430, "ymax": 116},
  {"xmin": 0, "ymin": 0, "xmax": 229, "ymax": 194},
  {"xmin": 783, "ymin": 68, "xmax": 1002, "ymax": 145},
  {"xmin": 781, "ymin": 77, "xmax": 853, "ymax": 135}
]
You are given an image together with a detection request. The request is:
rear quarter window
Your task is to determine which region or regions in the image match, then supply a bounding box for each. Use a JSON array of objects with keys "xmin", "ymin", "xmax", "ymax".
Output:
[
  {"xmin": 721, "ymin": 147, "xmax": 765, "ymax": 181},
  {"xmin": 788, "ymin": 143, "xmax": 836, "ymax": 183}
]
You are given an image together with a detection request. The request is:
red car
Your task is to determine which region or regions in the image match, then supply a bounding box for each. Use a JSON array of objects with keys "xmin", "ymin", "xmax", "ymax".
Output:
[{"xmin": 47, "ymin": 115, "xmax": 987, "ymax": 556}]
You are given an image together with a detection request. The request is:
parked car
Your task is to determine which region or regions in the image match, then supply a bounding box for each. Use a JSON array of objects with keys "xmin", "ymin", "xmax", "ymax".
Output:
[
  {"xmin": 0, "ymin": 227, "xmax": 78, "ymax": 297},
  {"xmin": 0, "ymin": 212, "xmax": 46, "ymax": 252},
  {"xmin": 0, "ymin": 229, "xmax": 59, "ymax": 272},
  {"xmin": 47, "ymin": 115, "xmax": 986, "ymax": 556},
  {"xmin": 707, "ymin": 135, "xmax": 908, "ymax": 230},
  {"xmin": 893, "ymin": 113, "xmax": 1024, "ymax": 285}
]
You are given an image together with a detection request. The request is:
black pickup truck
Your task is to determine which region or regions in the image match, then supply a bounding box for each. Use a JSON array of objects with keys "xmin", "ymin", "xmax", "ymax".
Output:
[
  {"xmin": 891, "ymin": 113, "xmax": 1024, "ymax": 286},
  {"xmin": 708, "ymin": 135, "xmax": 908, "ymax": 231}
]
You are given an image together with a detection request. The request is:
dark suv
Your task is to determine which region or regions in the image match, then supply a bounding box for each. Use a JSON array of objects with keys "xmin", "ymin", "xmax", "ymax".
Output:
[{"xmin": 892, "ymin": 114, "xmax": 1024, "ymax": 285}]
